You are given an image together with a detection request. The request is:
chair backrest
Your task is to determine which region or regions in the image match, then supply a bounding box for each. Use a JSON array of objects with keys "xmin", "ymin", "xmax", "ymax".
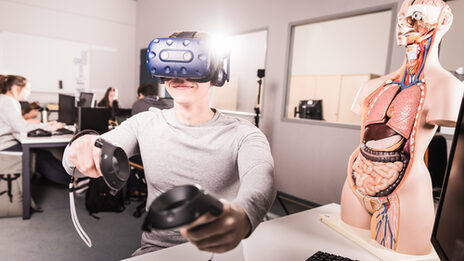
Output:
[
  {"xmin": 0, "ymin": 151, "xmax": 22, "ymax": 174},
  {"xmin": 0, "ymin": 151, "xmax": 22, "ymax": 156},
  {"xmin": 427, "ymin": 135, "xmax": 448, "ymax": 189},
  {"xmin": 0, "ymin": 150, "xmax": 23, "ymax": 217}
]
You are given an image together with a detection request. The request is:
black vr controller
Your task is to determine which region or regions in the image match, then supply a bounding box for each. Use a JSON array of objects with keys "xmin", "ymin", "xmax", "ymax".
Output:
[
  {"xmin": 93, "ymin": 139, "xmax": 223, "ymax": 230},
  {"xmin": 70, "ymin": 134, "xmax": 132, "ymax": 248},
  {"xmin": 94, "ymin": 138, "xmax": 130, "ymax": 196},
  {"xmin": 143, "ymin": 185, "xmax": 223, "ymax": 231}
]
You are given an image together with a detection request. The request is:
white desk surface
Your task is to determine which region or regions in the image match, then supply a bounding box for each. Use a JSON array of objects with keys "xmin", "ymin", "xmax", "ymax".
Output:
[
  {"xmin": 126, "ymin": 203, "xmax": 380, "ymax": 261},
  {"xmin": 18, "ymin": 134, "xmax": 73, "ymax": 144}
]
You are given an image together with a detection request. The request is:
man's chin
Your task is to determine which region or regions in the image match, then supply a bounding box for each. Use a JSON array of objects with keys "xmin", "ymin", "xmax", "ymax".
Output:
[{"xmin": 172, "ymin": 97, "xmax": 193, "ymax": 106}]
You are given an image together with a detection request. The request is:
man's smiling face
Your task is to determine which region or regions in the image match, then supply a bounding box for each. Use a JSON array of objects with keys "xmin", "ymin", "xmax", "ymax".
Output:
[{"xmin": 164, "ymin": 78, "xmax": 212, "ymax": 106}]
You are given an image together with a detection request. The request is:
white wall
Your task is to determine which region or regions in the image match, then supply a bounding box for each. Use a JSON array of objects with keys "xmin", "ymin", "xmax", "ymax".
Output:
[
  {"xmin": 136, "ymin": 0, "xmax": 405, "ymax": 205},
  {"xmin": 229, "ymin": 30, "xmax": 267, "ymax": 112},
  {"xmin": 0, "ymin": 0, "xmax": 137, "ymax": 107},
  {"xmin": 209, "ymin": 30, "xmax": 267, "ymax": 113},
  {"xmin": 440, "ymin": 1, "xmax": 464, "ymax": 72},
  {"xmin": 291, "ymin": 10, "xmax": 392, "ymax": 76},
  {"xmin": 0, "ymin": 31, "xmax": 91, "ymax": 96}
]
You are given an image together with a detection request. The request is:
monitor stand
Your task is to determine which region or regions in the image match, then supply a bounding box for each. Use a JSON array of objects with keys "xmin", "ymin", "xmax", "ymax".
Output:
[{"xmin": 320, "ymin": 213, "xmax": 439, "ymax": 261}]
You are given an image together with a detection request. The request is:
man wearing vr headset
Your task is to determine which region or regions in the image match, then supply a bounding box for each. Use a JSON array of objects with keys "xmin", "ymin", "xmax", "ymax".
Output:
[{"xmin": 62, "ymin": 31, "xmax": 275, "ymax": 256}]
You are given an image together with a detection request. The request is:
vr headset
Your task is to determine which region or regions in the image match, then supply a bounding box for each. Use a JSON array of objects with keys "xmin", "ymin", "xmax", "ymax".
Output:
[{"xmin": 146, "ymin": 31, "xmax": 230, "ymax": 87}]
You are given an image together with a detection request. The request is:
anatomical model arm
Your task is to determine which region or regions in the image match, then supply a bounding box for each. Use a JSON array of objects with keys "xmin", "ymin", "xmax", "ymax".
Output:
[{"xmin": 425, "ymin": 73, "xmax": 463, "ymax": 126}]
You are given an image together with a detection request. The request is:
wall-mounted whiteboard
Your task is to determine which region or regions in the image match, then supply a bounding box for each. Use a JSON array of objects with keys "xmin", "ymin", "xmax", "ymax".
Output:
[{"xmin": 0, "ymin": 31, "xmax": 90, "ymax": 96}]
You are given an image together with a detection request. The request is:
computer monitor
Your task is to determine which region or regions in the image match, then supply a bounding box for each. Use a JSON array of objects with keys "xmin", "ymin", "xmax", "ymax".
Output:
[
  {"xmin": 432, "ymin": 97, "xmax": 464, "ymax": 261},
  {"xmin": 78, "ymin": 92, "xmax": 94, "ymax": 108},
  {"xmin": 58, "ymin": 94, "xmax": 76, "ymax": 125},
  {"xmin": 115, "ymin": 108, "xmax": 132, "ymax": 124},
  {"xmin": 294, "ymin": 99, "xmax": 323, "ymax": 120},
  {"xmin": 78, "ymin": 107, "xmax": 110, "ymax": 134}
]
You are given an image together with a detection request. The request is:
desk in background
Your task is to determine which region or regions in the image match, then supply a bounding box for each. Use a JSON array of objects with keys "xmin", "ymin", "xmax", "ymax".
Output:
[
  {"xmin": 18, "ymin": 135, "xmax": 72, "ymax": 219},
  {"xmin": 126, "ymin": 204, "xmax": 380, "ymax": 261}
]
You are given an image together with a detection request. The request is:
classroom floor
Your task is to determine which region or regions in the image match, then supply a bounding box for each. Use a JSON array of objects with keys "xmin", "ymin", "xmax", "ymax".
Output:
[
  {"xmin": 0, "ymin": 178, "xmax": 310, "ymax": 261},
  {"xmin": 0, "ymin": 177, "xmax": 144, "ymax": 261}
]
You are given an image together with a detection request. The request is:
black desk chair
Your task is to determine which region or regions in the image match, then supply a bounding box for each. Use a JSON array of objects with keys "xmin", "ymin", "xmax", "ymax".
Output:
[
  {"xmin": 128, "ymin": 156, "xmax": 147, "ymax": 218},
  {"xmin": 426, "ymin": 134, "xmax": 448, "ymax": 199}
]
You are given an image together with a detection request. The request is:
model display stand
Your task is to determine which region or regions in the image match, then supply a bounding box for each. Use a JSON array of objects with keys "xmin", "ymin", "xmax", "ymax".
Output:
[{"xmin": 321, "ymin": 213, "xmax": 439, "ymax": 261}]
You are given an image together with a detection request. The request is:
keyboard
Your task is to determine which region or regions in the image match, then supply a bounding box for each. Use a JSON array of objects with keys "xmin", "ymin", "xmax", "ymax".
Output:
[
  {"xmin": 306, "ymin": 251, "xmax": 358, "ymax": 261},
  {"xmin": 53, "ymin": 128, "xmax": 75, "ymax": 135}
]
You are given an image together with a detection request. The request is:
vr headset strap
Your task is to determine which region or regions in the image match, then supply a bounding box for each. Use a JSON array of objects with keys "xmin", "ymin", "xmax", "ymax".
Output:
[
  {"xmin": 69, "ymin": 175, "xmax": 92, "ymax": 247},
  {"xmin": 176, "ymin": 31, "xmax": 197, "ymax": 38},
  {"xmin": 67, "ymin": 130, "xmax": 98, "ymax": 248}
]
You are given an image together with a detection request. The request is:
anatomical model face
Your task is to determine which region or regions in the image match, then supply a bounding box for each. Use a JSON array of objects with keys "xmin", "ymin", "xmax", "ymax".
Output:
[{"xmin": 397, "ymin": 0, "xmax": 448, "ymax": 46}]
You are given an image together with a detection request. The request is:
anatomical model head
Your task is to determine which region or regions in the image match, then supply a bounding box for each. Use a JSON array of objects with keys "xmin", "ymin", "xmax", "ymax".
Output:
[{"xmin": 396, "ymin": 0, "xmax": 453, "ymax": 46}]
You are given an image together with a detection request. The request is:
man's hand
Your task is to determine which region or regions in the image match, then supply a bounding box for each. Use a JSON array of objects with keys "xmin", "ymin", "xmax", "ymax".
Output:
[
  {"xmin": 180, "ymin": 200, "xmax": 251, "ymax": 253},
  {"xmin": 68, "ymin": 135, "xmax": 103, "ymax": 178}
]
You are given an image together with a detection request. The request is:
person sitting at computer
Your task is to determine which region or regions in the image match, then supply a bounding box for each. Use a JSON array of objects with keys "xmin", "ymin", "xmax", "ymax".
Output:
[
  {"xmin": 131, "ymin": 82, "xmax": 172, "ymax": 116},
  {"xmin": 21, "ymin": 101, "xmax": 42, "ymax": 123},
  {"xmin": 0, "ymin": 75, "xmax": 70, "ymax": 185},
  {"xmin": 21, "ymin": 101, "xmax": 62, "ymax": 125},
  {"xmin": 62, "ymin": 31, "xmax": 275, "ymax": 256},
  {"xmin": 97, "ymin": 87, "xmax": 119, "ymax": 120}
]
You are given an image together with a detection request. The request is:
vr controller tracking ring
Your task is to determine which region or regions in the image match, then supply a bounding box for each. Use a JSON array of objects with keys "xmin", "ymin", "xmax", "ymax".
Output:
[
  {"xmin": 143, "ymin": 184, "xmax": 223, "ymax": 231},
  {"xmin": 94, "ymin": 138, "xmax": 130, "ymax": 196}
]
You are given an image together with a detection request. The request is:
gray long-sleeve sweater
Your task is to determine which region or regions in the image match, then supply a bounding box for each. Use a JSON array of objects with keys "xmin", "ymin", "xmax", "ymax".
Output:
[
  {"xmin": 0, "ymin": 94, "xmax": 51, "ymax": 150},
  {"xmin": 62, "ymin": 108, "xmax": 275, "ymax": 250}
]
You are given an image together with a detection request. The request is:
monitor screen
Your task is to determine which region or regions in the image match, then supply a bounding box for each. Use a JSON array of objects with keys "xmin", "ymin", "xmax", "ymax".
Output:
[
  {"xmin": 432, "ymin": 97, "xmax": 464, "ymax": 261},
  {"xmin": 78, "ymin": 107, "xmax": 110, "ymax": 134},
  {"xmin": 295, "ymin": 99, "xmax": 323, "ymax": 120},
  {"xmin": 58, "ymin": 94, "xmax": 76, "ymax": 125},
  {"xmin": 78, "ymin": 92, "xmax": 94, "ymax": 108}
]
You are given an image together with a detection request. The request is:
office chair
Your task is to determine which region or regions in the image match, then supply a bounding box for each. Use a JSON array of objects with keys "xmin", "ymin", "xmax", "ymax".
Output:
[
  {"xmin": 0, "ymin": 151, "xmax": 23, "ymax": 217},
  {"xmin": 425, "ymin": 134, "xmax": 448, "ymax": 199},
  {"xmin": 128, "ymin": 157, "xmax": 147, "ymax": 218}
]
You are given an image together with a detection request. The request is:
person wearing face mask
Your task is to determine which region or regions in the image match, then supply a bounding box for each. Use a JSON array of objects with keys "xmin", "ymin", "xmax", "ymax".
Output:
[{"xmin": 0, "ymin": 75, "xmax": 70, "ymax": 185}]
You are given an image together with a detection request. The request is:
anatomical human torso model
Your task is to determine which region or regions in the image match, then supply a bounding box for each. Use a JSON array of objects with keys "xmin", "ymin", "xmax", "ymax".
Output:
[{"xmin": 340, "ymin": 0, "xmax": 464, "ymax": 255}]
